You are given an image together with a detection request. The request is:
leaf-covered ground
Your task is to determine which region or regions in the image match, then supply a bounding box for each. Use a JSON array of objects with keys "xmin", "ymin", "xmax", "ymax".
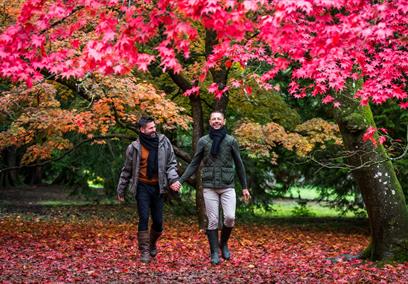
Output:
[{"xmin": 0, "ymin": 205, "xmax": 407, "ymax": 283}]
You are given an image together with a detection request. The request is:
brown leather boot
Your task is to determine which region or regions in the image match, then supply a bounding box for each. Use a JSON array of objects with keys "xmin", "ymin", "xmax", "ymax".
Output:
[
  {"xmin": 149, "ymin": 229, "xmax": 162, "ymax": 257},
  {"xmin": 138, "ymin": 230, "xmax": 151, "ymax": 263}
]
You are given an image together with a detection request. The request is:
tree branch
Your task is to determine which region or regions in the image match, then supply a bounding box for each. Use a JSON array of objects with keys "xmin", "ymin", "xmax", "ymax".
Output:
[
  {"xmin": 0, "ymin": 134, "xmax": 192, "ymax": 173},
  {"xmin": 307, "ymin": 139, "xmax": 408, "ymax": 171},
  {"xmin": 0, "ymin": 134, "xmax": 134, "ymax": 174},
  {"xmin": 173, "ymin": 146, "xmax": 191, "ymax": 163},
  {"xmin": 167, "ymin": 71, "xmax": 193, "ymax": 91},
  {"xmin": 40, "ymin": 6, "xmax": 84, "ymax": 35},
  {"xmin": 389, "ymin": 125, "xmax": 408, "ymax": 161},
  {"xmin": 111, "ymin": 104, "xmax": 138, "ymax": 132}
]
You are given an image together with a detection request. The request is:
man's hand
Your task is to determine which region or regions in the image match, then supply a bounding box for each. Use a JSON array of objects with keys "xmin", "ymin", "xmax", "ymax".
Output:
[
  {"xmin": 117, "ymin": 194, "xmax": 125, "ymax": 203},
  {"xmin": 242, "ymin": 189, "xmax": 251, "ymax": 203},
  {"xmin": 170, "ymin": 181, "xmax": 181, "ymax": 192}
]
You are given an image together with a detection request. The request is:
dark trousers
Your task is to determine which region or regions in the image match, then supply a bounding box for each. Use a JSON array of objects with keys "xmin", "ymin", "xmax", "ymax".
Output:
[{"xmin": 136, "ymin": 182, "xmax": 163, "ymax": 232}]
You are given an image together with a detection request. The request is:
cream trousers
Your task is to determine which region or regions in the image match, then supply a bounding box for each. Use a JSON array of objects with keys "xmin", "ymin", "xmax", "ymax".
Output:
[{"xmin": 204, "ymin": 187, "xmax": 236, "ymax": 230}]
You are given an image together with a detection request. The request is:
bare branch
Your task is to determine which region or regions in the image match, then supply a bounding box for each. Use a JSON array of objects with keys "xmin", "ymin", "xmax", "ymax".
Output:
[
  {"xmin": 0, "ymin": 134, "xmax": 133, "ymax": 174},
  {"xmin": 0, "ymin": 133, "xmax": 192, "ymax": 173},
  {"xmin": 307, "ymin": 138, "xmax": 408, "ymax": 171},
  {"xmin": 168, "ymin": 71, "xmax": 192, "ymax": 92},
  {"xmin": 173, "ymin": 146, "xmax": 191, "ymax": 163},
  {"xmin": 389, "ymin": 125, "xmax": 408, "ymax": 161}
]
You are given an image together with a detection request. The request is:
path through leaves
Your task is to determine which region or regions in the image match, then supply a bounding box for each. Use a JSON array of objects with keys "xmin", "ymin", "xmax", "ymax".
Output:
[{"xmin": 0, "ymin": 206, "xmax": 407, "ymax": 283}]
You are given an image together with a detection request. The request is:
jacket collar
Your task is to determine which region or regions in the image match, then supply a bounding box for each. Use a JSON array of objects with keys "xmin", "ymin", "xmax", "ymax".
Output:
[{"xmin": 131, "ymin": 134, "xmax": 165, "ymax": 149}]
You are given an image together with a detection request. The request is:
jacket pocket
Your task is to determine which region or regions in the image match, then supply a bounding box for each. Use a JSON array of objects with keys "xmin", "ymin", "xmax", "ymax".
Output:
[
  {"xmin": 221, "ymin": 167, "xmax": 235, "ymax": 185},
  {"xmin": 202, "ymin": 167, "xmax": 214, "ymax": 183}
]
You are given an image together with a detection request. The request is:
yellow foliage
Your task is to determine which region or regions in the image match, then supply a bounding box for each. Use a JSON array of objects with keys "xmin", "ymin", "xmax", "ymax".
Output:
[
  {"xmin": 21, "ymin": 139, "xmax": 72, "ymax": 165},
  {"xmin": 1, "ymin": 76, "xmax": 191, "ymax": 164},
  {"xmin": 79, "ymin": 75, "xmax": 191, "ymax": 132},
  {"xmin": 0, "ymin": 0, "xmax": 25, "ymax": 28},
  {"xmin": 234, "ymin": 118, "xmax": 342, "ymax": 163}
]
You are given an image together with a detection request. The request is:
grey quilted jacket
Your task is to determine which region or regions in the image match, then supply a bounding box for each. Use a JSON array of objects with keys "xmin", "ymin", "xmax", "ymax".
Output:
[{"xmin": 116, "ymin": 134, "xmax": 179, "ymax": 197}]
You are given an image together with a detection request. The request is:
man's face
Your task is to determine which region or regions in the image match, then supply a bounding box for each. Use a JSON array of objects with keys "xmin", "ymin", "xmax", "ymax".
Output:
[
  {"xmin": 140, "ymin": 121, "xmax": 157, "ymax": 137},
  {"xmin": 209, "ymin": 112, "xmax": 225, "ymax": 130}
]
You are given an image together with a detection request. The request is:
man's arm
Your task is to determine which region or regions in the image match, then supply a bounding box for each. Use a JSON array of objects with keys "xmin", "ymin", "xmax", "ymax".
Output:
[
  {"xmin": 165, "ymin": 137, "xmax": 179, "ymax": 185},
  {"xmin": 117, "ymin": 144, "xmax": 133, "ymax": 200},
  {"xmin": 231, "ymin": 138, "xmax": 248, "ymax": 189},
  {"xmin": 231, "ymin": 138, "xmax": 251, "ymax": 202},
  {"xmin": 164, "ymin": 138, "xmax": 182, "ymax": 192},
  {"xmin": 179, "ymin": 139, "xmax": 205, "ymax": 184}
]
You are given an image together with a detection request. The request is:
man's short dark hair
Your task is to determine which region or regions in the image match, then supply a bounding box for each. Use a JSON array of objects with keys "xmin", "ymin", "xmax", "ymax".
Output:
[
  {"xmin": 210, "ymin": 111, "xmax": 225, "ymax": 119},
  {"xmin": 138, "ymin": 116, "xmax": 154, "ymax": 129}
]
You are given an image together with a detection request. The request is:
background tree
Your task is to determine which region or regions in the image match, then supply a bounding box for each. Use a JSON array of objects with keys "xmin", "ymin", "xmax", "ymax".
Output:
[
  {"xmin": 254, "ymin": 1, "xmax": 408, "ymax": 261},
  {"xmin": 0, "ymin": 76, "xmax": 190, "ymax": 190}
]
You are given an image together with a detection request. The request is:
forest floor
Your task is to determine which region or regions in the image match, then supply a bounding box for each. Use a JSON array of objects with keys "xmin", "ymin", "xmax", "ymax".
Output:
[{"xmin": 0, "ymin": 186, "xmax": 407, "ymax": 283}]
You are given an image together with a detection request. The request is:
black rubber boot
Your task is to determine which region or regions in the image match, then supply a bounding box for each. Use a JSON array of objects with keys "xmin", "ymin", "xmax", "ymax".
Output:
[
  {"xmin": 206, "ymin": 229, "xmax": 220, "ymax": 265},
  {"xmin": 149, "ymin": 229, "xmax": 162, "ymax": 257},
  {"xmin": 138, "ymin": 230, "xmax": 151, "ymax": 263},
  {"xmin": 220, "ymin": 226, "xmax": 233, "ymax": 260}
]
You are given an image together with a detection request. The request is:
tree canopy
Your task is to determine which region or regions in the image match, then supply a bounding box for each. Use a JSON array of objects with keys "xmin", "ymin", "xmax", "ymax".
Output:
[{"xmin": 1, "ymin": 1, "xmax": 406, "ymax": 108}]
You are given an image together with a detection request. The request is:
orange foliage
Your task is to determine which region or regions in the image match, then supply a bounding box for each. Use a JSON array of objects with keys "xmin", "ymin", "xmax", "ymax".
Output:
[
  {"xmin": 79, "ymin": 75, "xmax": 191, "ymax": 130},
  {"xmin": 235, "ymin": 118, "xmax": 342, "ymax": 164},
  {"xmin": 0, "ymin": 0, "xmax": 25, "ymax": 28},
  {"xmin": 0, "ymin": 76, "xmax": 190, "ymax": 164}
]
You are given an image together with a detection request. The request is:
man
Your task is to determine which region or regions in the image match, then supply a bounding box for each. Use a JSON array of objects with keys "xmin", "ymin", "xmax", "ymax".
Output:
[
  {"xmin": 179, "ymin": 111, "xmax": 251, "ymax": 265},
  {"xmin": 117, "ymin": 116, "xmax": 181, "ymax": 263}
]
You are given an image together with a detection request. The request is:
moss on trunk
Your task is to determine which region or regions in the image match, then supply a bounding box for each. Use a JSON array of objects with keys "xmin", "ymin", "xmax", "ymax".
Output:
[{"xmin": 333, "ymin": 86, "xmax": 408, "ymax": 262}]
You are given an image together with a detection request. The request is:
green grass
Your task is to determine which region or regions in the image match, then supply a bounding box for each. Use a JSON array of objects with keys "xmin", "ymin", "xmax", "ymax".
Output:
[
  {"xmin": 87, "ymin": 181, "xmax": 104, "ymax": 189},
  {"xmin": 283, "ymin": 186, "xmax": 322, "ymax": 200},
  {"xmin": 282, "ymin": 185, "xmax": 355, "ymax": 202},
  {"xmin": 258, "ymin": 203, "xmax": 355, "ymax": 217},
  {"xmin": 237, "ymin": 199, "xmax": 361, "ymax": 218}
]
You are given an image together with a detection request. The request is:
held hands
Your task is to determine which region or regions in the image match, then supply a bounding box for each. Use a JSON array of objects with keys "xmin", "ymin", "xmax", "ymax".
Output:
[
  {"xmin": 170, "ymin": 181, "xmax": 181, "ymax": 192},
  {"xmin": 242, "ymin": 189, "xmax": 251, "ymax": 204},
  {"xmin": 117, "ymin": 195, "xmax": 125, "ymax": 203}
]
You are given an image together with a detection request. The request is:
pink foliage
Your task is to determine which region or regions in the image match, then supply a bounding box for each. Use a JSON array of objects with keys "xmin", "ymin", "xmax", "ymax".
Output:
[{"xmin": 0, "ymin": 0, "xmax": 406, "ymax": 109}]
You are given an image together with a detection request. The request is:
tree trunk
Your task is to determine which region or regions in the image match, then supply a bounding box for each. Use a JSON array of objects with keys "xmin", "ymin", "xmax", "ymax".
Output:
[
  {"xmin": 6, "ymin": 147, "xmax": 18, "ymax": 186},
  {"xmin": 0, "ymin": 147, "xmax": 18, "ymax": 188},
  {"xmin": 25, "ymin": 166, "xmax": 43, "ymax": 186},
  {"xmin": 334, "ymin": 90, "xmax": 408, "ymax": 261},
  {"xmin": 189, "ymin": 95, "xmax": 207, "ymax": 229},
  {"xmin": 167, "ymin": 71, "xmax": 207, "ymax": 229}
]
